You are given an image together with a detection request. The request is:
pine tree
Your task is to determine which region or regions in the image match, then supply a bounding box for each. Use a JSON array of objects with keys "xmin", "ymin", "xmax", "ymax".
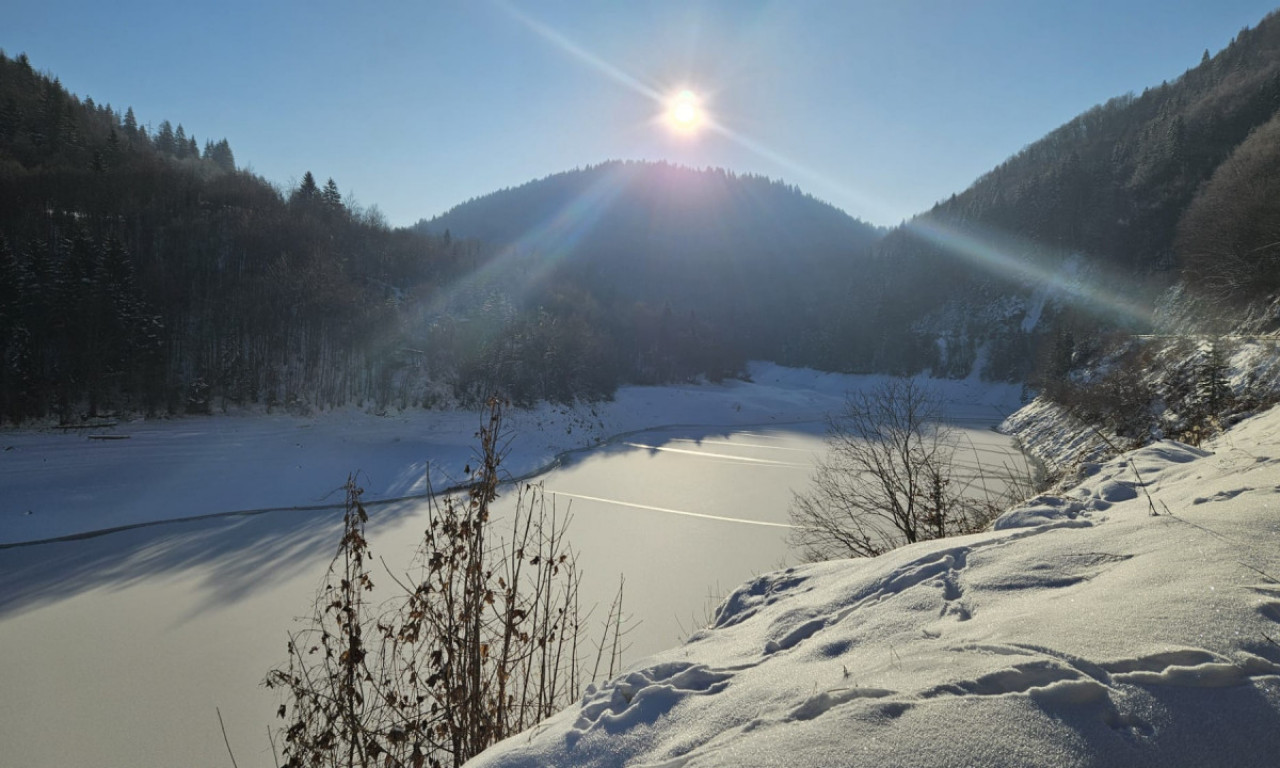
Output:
[
  {"xmin": 0, "ymin": 235, "xmax": 22, "ymax": 332},
  {"xmin": 207, "ymin": 138, "xmax": 235, "ymax": 172},
  {"xmin": 34, "ymin": 78, "xmax": 65, "ymax": 151},
  {"xmin": 123, "ymin": 107, "xmax": 138, "ymax": 139},
  {"xmin": 0, "ymin": 236, "xmax": 32, "ymax": 421},
  {"xmin": 293, "ymin": 171, "xmax": 320, "ymax": 205},
  {"xmin": 1195, "ymin": 342, "xmax": 1231, "ymax": 415},
  {"xmin": 155, "ymin": 120, "xmax": 175, "ymax": 155},
  {"xmin": 0, "ymin": 96, "xmax": 20, "ymax": 142},
  {"xmin": 105, "ymin": 128, "xmax": 123, "ymax": 166},
  {"xmin": 322, "ymin": 178, "xmax": 343, "ymax": 210}
]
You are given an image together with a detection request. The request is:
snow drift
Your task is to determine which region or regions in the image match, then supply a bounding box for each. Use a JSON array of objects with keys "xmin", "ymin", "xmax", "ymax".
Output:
[{"xmin": 469, "ymin": 411, "xmax": 1280, "ymax": 767}]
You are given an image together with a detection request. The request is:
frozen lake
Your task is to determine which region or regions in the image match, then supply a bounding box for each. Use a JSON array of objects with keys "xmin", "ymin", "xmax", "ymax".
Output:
[
  {"xmin": 534, "ymin": 413, "xmax": 1028, "ymax": 657},
  {"xmin": 0, "ymin": 370, "xmax": 1027, "ymax": 767}
]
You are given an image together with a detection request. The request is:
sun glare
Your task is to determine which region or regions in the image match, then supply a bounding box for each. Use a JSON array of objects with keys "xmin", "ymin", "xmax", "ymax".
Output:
[{"xmin": 667, "ymin": 90, "xmax": 704, "ymax": 134}]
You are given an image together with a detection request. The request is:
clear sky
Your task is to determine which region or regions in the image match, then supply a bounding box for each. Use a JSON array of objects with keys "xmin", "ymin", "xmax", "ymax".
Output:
[{"xmin": 4, "ymin": 1, "xmax": 1277, "ymax": 228}]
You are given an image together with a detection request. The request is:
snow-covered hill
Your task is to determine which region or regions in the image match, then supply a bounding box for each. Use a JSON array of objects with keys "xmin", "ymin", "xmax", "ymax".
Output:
[{"xmin": 469, "ymin": 408, "xmax": 1280, "ymax": 767}]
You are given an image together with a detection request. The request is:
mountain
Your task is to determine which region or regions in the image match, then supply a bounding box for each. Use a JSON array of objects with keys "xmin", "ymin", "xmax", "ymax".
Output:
[
  {"xmin": 417, "ymin": 160, "xmax": 885, "ymax": 377},
  {"xmin": 418, "ymin": 161, "xmax": 878, "ymax": 268},
  {"xmin": 851, "ymin": 10, "xmax": 1280, "ymax": 381},
  {"xmin": 416, "ymin": 10, "xmax": 1280, "ymax": 389},
  {"xmin": 7, "ymin": 7, "xmax": 1280, "ymax": 422}
]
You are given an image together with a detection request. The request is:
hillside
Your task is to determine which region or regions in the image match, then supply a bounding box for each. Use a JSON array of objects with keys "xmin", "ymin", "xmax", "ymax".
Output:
[
  {"xmin": 841, "ymin": 11, "xmax": 1280, "ymax": 381},
  {"xmin": 410, "ymin": 11, "xmax": 1280, "ymax": 390},
  {"xmin": 6, "ymin": 10, "xmax": 1280, "ymax": 422},
  {"xmin": 0, "ymin": 51, "xmax": 887, "ymax": 419},
  {"xmin": 418, "ymin": 160, "xmax": 885, "ymax": 374},
  {"xmin": 0, "ymin": 51, "xmax": 478, "ymax": 423},
  {"xmin": 418, "ymin": 161, "xmax": 879, "ymax": 270},
  {"xmin": 468, "ymin": 405, "xmax": 1280, "ymax": 768}
]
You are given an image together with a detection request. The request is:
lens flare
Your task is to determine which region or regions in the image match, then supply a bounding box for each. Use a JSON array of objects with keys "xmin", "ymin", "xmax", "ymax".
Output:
[
  {"xmin": 497, "ymin": 0, "xmax": 896, "ymax": 221},
  {"xmin": 668, "ymin": 90, "xmax": 704, "ymax": 133},
  {"xmin": 905, "ymin": 217, "xmax": 1156, "ymax": 329}
]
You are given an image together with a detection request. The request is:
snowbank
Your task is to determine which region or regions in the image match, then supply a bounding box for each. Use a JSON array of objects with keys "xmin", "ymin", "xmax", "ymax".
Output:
[
  {"xmin": 1001, "ymin": 396, "xmax": 1115, "ymax": 475},
  {"xmin": 469, "ymin": 409, "xmax": 1280, "ymax": 767}
]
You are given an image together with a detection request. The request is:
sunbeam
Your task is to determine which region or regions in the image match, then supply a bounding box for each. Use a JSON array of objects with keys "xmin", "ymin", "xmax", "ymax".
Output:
[
  {"xmin": 498, "ymin": 1, "xmax": 663, "ymax": 102},
  {"xmin": 410, "ymin": 164, "xmax": 630, "ymax": 358},
  {"xmin": 701, "ymin": 119, "xmax": 898, "ymax": 224},
  {"xmin": 905, "ymin": 216, "xmax": 1157, "ymax": 329},
  {"xmin": 495, "ymin": 0, "xmax": 893, "ymax": 223}
]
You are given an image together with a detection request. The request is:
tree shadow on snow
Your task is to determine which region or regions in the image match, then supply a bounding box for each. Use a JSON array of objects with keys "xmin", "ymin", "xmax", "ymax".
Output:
[
  {"xmin": 0, "ymin": 498, "xmax": 421, "ymax": 620},
  {"xmin": 0, "ymin": 422, "xmax": 826, "ymax": 620}
]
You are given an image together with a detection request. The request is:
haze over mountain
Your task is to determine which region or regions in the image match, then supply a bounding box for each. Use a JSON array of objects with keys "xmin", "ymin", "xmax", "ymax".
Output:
[
  {"xmin": 418, "ymin": 161, "xmax": 880, "ymax": 264},
  {"xmin": 417, "ymin": 160, "xmax": 885, "ymax": 375},
  {"xmin": 4, "ymin": 10, "xmax": 1280, "ymax": 423},
  {"xmin": 861, "ymin": 12, "xmax": 1280, "ymax": 381}
]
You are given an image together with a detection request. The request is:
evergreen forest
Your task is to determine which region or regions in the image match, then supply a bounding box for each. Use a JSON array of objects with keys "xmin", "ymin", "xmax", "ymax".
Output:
[{"xmin": 4, "ymin": 11, "xmax": 1280, "ymax": 422}]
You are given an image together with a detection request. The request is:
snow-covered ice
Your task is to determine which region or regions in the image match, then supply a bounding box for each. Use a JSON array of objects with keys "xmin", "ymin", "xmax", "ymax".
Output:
[{"xmin": 0, "ymin": 362, "xmax": 1020, "ymax": 546}]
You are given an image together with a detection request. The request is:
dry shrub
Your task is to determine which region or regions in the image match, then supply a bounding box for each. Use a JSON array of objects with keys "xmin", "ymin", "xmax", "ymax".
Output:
[{"xmin": 266, "ymin": 399, "xmax": 624, "ymax": 768}]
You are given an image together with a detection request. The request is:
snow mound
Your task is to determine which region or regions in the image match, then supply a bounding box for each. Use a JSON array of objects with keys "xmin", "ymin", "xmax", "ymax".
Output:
[{"xmin": 470, "ymin": 412, "xmax": 1280, "ymax": 767}]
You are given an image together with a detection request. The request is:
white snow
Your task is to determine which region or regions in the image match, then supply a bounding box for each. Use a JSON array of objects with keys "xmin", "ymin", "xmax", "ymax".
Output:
[
  {"xmin": 1001, "ymin": 395, "xmax": 1117, "ymax": 474},
  {"xmin": 14, "ymin": 361, "xmax": 1278, "ymax": 766},
  {"xmin": 0, "ymin": 362, "xmax": 1021, "ymax": 546},
  {"xmin": 0, "ymin": 364, "xmax": 1028, "ymax": 768},
  {"xmin": 469, "ymin": 407, "xmax": 1280, "ymax": 768}
]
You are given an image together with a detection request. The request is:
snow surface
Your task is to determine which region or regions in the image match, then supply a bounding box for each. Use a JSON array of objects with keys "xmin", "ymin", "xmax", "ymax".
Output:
[
  {"xmin": 0, "ymin": 362, "xmax": 1020, "ymax": 546},
  {"xmin": 469, "ymin": 409, "xmax": 1280, "ymax": 768},
  {"xmin": 0, "ymin": 364, "xmax": 1027, "ymax": 768},
  {"xmin": 1001, "ymin": 396, "xmax": 1116, "ymax": 474}
]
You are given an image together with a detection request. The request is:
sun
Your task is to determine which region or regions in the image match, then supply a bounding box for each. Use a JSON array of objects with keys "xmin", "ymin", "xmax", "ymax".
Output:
[{"xmin": 666, "ymin": 90, "xmax": 704, "ymax": 134}]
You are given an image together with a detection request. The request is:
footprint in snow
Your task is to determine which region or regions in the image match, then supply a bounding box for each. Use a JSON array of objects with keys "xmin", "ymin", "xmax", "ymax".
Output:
[{"xmin": 571, "ymin": 662, "xmax": 733, "ymax": 738}]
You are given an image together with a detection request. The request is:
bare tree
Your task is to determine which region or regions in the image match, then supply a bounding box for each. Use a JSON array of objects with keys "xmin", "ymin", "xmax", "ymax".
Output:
[{"xmin": 789, "ymin": 378, "xmax": 994, "ymax": 560}]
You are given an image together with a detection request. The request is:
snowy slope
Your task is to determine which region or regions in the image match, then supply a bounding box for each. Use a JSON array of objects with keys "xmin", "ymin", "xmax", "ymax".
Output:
[{"xmin": 469, "ymin": 410, "xmax": 1280, "ymax": 767}]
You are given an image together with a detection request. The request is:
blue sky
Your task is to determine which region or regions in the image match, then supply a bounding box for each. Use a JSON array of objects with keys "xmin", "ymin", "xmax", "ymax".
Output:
[{"xmin": 5, "ymin": 1, "xmax": 1277, "ymax": 227}]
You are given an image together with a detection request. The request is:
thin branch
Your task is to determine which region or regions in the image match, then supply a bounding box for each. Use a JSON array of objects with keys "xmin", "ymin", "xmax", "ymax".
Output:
[{"xmin": 216, "ymin": 707, "xmax": 240, "ymax": 768}]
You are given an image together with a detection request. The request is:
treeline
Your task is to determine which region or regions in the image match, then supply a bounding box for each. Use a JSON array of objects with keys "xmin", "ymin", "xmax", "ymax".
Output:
[
  {"xmin": 0, "ymin": 53, "xmax": 235, "ymax": 180},
  {"xmin": 2, "ymin": 52, "xmax": 873, "ymax": 422},
  {"xmin": 0, "ymin": 51, "xmax": 489, "ymax": 422}
]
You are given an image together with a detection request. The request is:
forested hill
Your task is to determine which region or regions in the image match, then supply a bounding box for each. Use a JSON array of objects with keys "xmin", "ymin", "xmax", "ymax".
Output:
[
  {"xmin": 853, "ymin": 10, "xmax": 1280, "ymax": 381},
  {"xmin": 416, "ymin": 160, "xmax": 885, "ymax": 376},
  {"xmin": 0, "ymin": 53, "xmax": 881, "ymax": 422},
  {"xmin": 7, "ymin": 7, "xmax": 1280, "ymax": 423},
  {"xmin": 418, "ymin": 161, "xmax": 878, "ymax": 268},
  {"xmin": 0, "ymin": 51, "xmax": 472, "ymax": 422}
]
